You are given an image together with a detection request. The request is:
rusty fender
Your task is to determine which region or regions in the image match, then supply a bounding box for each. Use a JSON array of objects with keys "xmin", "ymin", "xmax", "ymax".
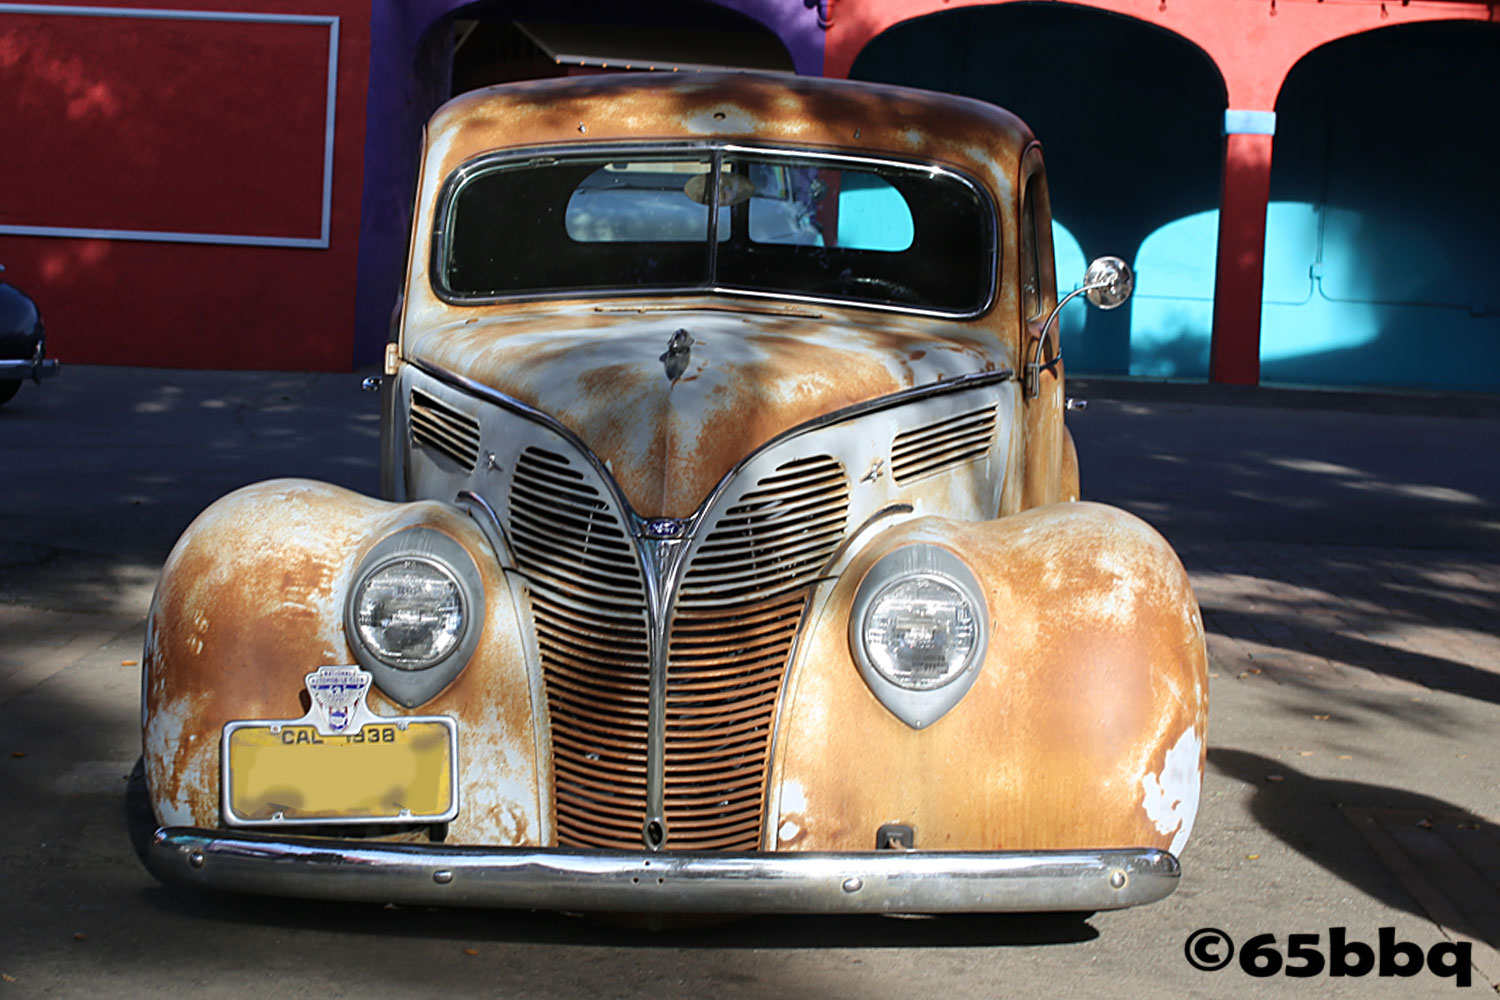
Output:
[
  {"xmin": 1060, "ymin": 425, "xmax": 1081, "ymax": 503},
  {"xmin": 770, "ymin": 502, "xmax": 1207, "ymax": 856},
  {"xmin": 141, "ymin": 479, "xmax": 548, "ymax": 846}
]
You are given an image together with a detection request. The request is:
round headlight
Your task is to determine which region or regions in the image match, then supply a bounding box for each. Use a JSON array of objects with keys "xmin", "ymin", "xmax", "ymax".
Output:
[
  {"xmin": 353, "ymin": 556, "xmax": 465, "ymax": 670},
  {"xmin": 345, "ymin": 526, "xmax": 485, "ymax": 707},
  {"xmin": 849, "ymin": 542, "xmax": 989, "ymax": 729},
  {"xmin": 863, "ymin": 574, "xmax": 979, "ymax": 691}
]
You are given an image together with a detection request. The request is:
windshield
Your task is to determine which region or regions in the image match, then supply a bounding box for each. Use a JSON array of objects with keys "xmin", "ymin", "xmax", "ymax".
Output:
[{"xmin": 438, "ymin": 147, "xmax": 995, "ymax": 315}]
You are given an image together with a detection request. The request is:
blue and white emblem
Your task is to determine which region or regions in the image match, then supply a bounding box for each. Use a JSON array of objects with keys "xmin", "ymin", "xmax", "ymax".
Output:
[
  {"xmin": 643, "ymin": 518, "xmax": 685, "ymax": 539},
  {"xmin": 304, "ymin": 666, "xmax": 375, "ymax": 735}
]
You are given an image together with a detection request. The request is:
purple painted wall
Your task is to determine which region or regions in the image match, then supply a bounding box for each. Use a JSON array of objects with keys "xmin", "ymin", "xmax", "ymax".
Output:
[{"xmin": 351, "ymin": 0, "xmax": 825, "ymax": 367}]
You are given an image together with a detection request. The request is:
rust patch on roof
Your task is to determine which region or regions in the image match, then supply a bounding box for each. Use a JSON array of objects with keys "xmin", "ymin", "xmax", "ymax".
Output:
[{"xmin": 428, "ymin": 73, "xmax": 1033, "ymax": 184}]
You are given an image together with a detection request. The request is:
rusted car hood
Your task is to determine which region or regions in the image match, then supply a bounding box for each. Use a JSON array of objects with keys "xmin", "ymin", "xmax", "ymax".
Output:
[{"xmin": 406, "ymin": 303, "xmax": 1012, "ymax": 518}]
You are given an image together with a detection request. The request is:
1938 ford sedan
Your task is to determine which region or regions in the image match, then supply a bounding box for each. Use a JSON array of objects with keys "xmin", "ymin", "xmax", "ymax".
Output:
[{"xmin": 142, "ymin": 72, "xmax": 1208, "ymax": 916}]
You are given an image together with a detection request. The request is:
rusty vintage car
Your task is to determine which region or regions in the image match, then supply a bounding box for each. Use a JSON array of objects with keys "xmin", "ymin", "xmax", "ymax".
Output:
[{"xmin": 142, "ymin": 72, "xmax": 1208, "ymax": 916}]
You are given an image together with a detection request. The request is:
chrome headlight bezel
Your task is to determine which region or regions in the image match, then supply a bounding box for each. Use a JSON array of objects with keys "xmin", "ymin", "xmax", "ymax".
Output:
[
  {"xmin": 849, "ymin": 543, "xmax": 989, "ymax": 729},
  {"xmin": 344, "ymin": 526, "xmax": 484, "ymax": 707}
]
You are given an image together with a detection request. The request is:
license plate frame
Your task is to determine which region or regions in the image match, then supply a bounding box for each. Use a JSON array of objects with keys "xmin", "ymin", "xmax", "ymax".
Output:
[{"xmin": 222, "ymin": 715, "xmax": 458, "ymax": 827}]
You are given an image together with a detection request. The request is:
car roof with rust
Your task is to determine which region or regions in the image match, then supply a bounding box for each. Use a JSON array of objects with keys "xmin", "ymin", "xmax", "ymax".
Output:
[{"xmin": 423, "ymin": 72, "xmax": 1035, "ymax": 188}]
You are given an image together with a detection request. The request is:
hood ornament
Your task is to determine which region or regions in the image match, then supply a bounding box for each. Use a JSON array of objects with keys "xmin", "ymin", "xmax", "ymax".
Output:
[{"xmin": 659, "ymin": 329, "xmax": 693, "ymax": 383}]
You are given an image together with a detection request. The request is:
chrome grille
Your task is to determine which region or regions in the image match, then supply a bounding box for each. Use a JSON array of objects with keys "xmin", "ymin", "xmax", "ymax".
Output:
[
  {"xmin": 666, "ymin": 456, "xmax": 849, "ymax": 849},
  {"xmin": 510, "ymin": 448, "xmax": 848, "ymax": 851},
  {"xmin": 890, "ymin": 405, "xmax": 996, "ymax": 483},
  {"xmin": 507, "ymin": 446, "xmax": 651, "ymax": 849},
  {"xmin": 410, "ymin": 388, "xmax": 480, "ymax": 471}
]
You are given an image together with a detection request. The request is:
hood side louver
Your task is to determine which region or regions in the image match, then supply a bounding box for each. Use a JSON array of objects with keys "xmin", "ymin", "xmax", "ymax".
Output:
[
  {"xmin": 890, "ymin": 406, "xmax": 996, "ymax": 483},
  {"xmin": 410, "ymin": 388, "xmax": 481, "ymax": 471}
]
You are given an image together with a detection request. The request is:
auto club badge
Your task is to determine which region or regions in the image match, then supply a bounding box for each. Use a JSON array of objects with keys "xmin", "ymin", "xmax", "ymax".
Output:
[{"xmin": 304, "ymin": 666, "xmax": 373, "ymax": 734}]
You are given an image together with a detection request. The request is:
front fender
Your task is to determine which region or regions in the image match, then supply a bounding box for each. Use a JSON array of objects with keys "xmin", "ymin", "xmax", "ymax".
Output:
[
  {"xmin": 141, "ymin": 479, "xmax": 549, "ymax": 846},
  {"xmin": 770, "ymin": 502, "xmax": 1207, "ymax": 856}
]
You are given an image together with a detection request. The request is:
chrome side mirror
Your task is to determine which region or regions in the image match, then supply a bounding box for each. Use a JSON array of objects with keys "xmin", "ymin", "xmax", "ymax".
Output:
[
  {"xmin": 1082, "ymin": 256, "xmax": 1133, "ymax": 310},
  {"xmin": 1026, "ymin": 256, "xmax": 1136, "ymax": 399}
]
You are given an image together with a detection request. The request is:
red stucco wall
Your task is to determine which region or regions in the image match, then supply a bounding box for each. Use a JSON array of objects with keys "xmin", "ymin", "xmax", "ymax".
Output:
[{"xmin": 0, "ymin": 1, "xmax": 370, "ymax": 370}]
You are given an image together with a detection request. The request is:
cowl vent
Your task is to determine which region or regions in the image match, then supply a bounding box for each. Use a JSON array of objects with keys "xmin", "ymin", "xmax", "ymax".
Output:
[{"xmin": 410, "ymin": 388, "xmax": 480, "ymax": 471}]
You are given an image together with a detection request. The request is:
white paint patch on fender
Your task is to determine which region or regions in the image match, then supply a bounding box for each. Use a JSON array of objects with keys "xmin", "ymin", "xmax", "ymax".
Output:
[
  {"xmin": 776, "ymin": 780, "xmax": 808, "ymax": 847},
  {"xmin": 142, "ymin": 692, "xmax": 207, "ymax": 828},
  {"xmin": 1140, "ymin": 726, "xmax": 1203, "ymax": 857}
]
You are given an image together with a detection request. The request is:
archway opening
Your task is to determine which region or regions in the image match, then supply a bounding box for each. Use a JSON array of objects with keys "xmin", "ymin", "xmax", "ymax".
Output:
[
  {"xmin": 1264, "ymin": 20, "xmax": 1500, "ymax": 392},
  {"xmin": 851, "ymin": 2, "xmax": 1225, "ymax": 378}
]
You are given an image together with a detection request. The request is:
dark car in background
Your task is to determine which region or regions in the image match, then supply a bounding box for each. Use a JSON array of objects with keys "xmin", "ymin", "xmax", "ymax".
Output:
[{"xmin": 0, "ymin": 266, "xmax": 59, "ymax": 406}]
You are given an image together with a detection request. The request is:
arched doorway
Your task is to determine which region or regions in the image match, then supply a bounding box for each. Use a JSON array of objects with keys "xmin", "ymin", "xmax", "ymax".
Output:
[
  {"xmin": 850, "ymin": 3, "xmax": 1225, "ymax": 378},
  {"xmin": 1263, "ymin": 20, "xmax": 1500, "ymax": 392}
]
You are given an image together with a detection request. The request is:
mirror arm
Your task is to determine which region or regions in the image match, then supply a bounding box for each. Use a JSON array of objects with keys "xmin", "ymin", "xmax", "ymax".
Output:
[{"xmin": 1026, "ymin": 281, "xmax": 1106, "ymax": 400}]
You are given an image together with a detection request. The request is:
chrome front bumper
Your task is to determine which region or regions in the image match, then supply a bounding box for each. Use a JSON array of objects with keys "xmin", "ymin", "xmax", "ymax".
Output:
[
  {"xmin": 149, "ymin": 828, "xmax": 1180, "ymax": 913},
  {"xmin": 0, "ymin": 356, "xmax": 59, "ymax": 382}
]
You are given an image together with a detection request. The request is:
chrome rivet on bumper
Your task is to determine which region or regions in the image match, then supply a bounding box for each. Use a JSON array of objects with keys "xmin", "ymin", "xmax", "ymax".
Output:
[
  {"xmin": 842, "ymin": 877, "xmax": 863, "ymax": 893},
  {"xmin": 188, "ymin": 851, "xmax": 205, "ymax": 869},
  {"xmin": 1108, "ymin": 870, "xmax": 1127, "ymax": 890},
  {"xmin": 433, "ymin": 870, "xmax": 453, "ymax": 885}
]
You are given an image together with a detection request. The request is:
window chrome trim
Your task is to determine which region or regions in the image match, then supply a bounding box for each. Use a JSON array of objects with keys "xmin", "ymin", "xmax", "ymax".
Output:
[{"xmin": 429, "ymin": 141, "xmax": 999, "ymax": 319}]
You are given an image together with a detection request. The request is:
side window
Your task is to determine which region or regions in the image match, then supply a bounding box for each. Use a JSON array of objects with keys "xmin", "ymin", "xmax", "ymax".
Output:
[{"xmin": 1020, "ymin": 173, "xmax": 1042, "ymax": 321}]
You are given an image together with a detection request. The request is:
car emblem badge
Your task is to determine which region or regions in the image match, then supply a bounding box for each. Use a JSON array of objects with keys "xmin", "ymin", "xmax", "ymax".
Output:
[
  {"xmin": 305, "ymin": 665, "xmax": 374, "ymax": 734},
  {"xmin": 643, "ymin": 518, "xmax": 685, "ymax": 539}
]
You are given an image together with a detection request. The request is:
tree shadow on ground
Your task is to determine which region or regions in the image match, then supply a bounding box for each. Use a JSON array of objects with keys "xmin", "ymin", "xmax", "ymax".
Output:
[
  {"xmin": 1210, "ymin": 748, "xmax": 1497, "ymax": 950},
  {"xmin": 0, "ymin": 366, "xmax": 380, "ymax": 616},
  {"xmin": 1178, "ymin": 540, "xmax": 1500, "ymax": 708},
  {"xmin": 1068, "ymin": 380, "xmax": 1500, "ymax": 707}
]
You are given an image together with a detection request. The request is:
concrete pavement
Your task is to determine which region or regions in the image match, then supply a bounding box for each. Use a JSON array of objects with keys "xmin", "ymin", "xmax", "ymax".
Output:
[{"xmin": 0, "ymin": 366, "xmax": 1496, "ymax": 997}]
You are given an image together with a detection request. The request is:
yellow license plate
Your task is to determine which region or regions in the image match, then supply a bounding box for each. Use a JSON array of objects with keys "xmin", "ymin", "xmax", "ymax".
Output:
[{"xmin": 223, "ymin": 719, "xmax": 457, "ymax": 825}]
